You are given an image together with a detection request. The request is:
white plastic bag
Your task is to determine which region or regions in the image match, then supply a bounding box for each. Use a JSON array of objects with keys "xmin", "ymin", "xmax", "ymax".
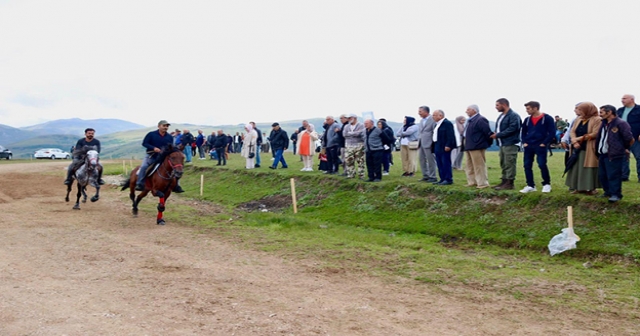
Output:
[{"xmin": 548, "ymin": 227, "xmax": 579, "ymax": 256}]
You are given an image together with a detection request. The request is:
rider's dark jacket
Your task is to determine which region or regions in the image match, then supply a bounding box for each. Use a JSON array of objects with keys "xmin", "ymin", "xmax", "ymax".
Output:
[{"xmin": 142, "ymin": 130, "xmax": 174, "ymax": 155}]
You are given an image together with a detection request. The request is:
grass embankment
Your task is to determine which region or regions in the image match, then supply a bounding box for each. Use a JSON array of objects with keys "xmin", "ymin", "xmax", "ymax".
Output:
[{"xmin": 105, "ymin": 151, "xmax": 640, "ymax": 316}]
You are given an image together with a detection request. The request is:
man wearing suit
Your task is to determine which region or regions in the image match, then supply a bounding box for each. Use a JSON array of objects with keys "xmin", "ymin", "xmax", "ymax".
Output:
[
  {"xmin": 418, "ymin": 106, "xmax": 438, "ymax": 182},
  {"xmin": 431, "ymin": 110, "xmax": 457, "ymax": 185},
  {"xmin": 618, "ymin": 94, "xmax": 640, "ymax": 182},
  {"xmin": 463, "ymin": 105, "xmax": 493, "ymax": 189}
]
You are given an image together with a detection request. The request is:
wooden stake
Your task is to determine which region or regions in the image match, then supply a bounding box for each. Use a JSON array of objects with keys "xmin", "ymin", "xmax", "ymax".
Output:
[
  {"xmin": 200, "ymin": 174, "xmax": 204, "ymax": 196},
  {"xmin": 567, "ymin": 206, "xmax": 573, "ymax": 229},
  {"xmin": 290, "ymin": 178, "xmax": 298, "ymax": 214}
]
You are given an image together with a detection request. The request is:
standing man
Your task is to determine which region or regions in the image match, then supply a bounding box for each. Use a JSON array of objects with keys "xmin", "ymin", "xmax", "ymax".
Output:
[
  {"xmin": 338, "ymin": 114, "xmax": 349, "ymax": 175},
  {"xmin": 322, "ymin": 116, "xmax": 342, "ymax": 174},
  {"xmin": 597, "ymin": 105, "xmax": 635, "ymax": 202},
  {"xmin": 196, "ymin": 130, "xmax": 206, "ymax": 160},
  {"xmin": 617, "ymin": 94, "xmax": 640, "ymax": 182},
  {"xmin": 490, "ymin": 98, "xmax": 522, "ymax": 190},
  {"xmin": 136, "ymin": 120, "xmax": 184, "ymax": 193},
  {"xmin": 173, "ymin": 129, "xmax": 182, "ymax": 146},
  {"xmin": 343, "ymin": 114, "xmax": 366, "ymax": 179},
  {"xmin": 181, "ymin": 129, "xmax": 194, "ymax": 163},
  {"xmin": 418, "ymin": 106, "xmax": 437, "ymax": 183},
  {"xmin": 268, "ymin": 122, "xmax": 289, "ymax": 169},
  {"xmin": 431, "ymin": 110, "xmax": 457, "ymax": 185},
  {"xmin": 554, "ymin": 116, "xmax": 568, "ymax": 145},
  {"xmin": 290, "ymin": 129, "xmax": 298, "ymax": 156},
  {"xmin": 250, "ymin": 122, "xmax": 262, "ymax": 167},
  {"xmin": 206, "ymin": 131, "xmax": 216, "ymax": 156},
  {"xmin": 364, "ymin": 119, "xmax": 391, "ymax": 182},
  {"xmin": 462, "ymin": 105, "xmax": 493, "ymax": 189},
  {"xmin": 233, "ymin": 132, "xmax": 242, "ymax": 153},
  {"xmin": 519, "ymin": 101, "xmax": 556, "ymax": 193},
  {"xmin": 214, "ymin": 130, "xmax": 228, "ymax": 166},
  {"xmin": 64, "ymin": 128, "xmax": 105, "ymax": 186}
]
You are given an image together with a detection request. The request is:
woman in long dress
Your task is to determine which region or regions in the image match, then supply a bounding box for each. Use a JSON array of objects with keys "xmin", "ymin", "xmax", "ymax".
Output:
[
  {"xmin": 297, "ymin": 124, "xmax": 319, "ymax": 171},
  {"xmin": 395, "ymin": 116, "xmax": 420, "ymax": 177},
  {"xmin": 241, "ymin": 124, "xmax": 258, "ymax": 169},
  {"xmin": 565, "ymin": 102, "xmax": 602, "ymax": 194}
]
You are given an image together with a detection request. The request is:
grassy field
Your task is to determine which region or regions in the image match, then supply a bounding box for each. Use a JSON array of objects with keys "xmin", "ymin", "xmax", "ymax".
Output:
[{"xmin": 101, "ymin": 150, "xmax": 639, "ymax": 316}]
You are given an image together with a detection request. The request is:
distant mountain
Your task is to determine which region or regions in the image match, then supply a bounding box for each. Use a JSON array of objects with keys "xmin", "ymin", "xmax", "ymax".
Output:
[
  {"xmin": 0, "ymin": 124, "xmax": 38, "ymax": 145},
  {"xmin": 19, "ymin": 118, "xmax": 146, "ymax": 137}
]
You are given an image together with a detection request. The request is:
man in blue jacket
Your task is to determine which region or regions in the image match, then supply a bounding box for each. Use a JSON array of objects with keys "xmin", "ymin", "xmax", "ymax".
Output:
[
  {"xmin": 463, "ymin": 105, "xmax": 493, "ymax": 189},
  {"xmin": 519, "ymin": 101, "xmax": 556, "ymax": 193},
  {"xmin": 431, "ymin": 110, "xmax": 457, "ymax": 185},
  {"xmin": 617, "ymin": 94, "xmax": 640, "ymax": 182},
  {"xmin": 135, "ymin": 120, "xmax": 184, "ymax": 193},
  {"xmin": 491, "ymin": 98, "xmax": 522, "ymax": 190},
  {"xmin": 597, "ymin": 105, "xmax": 635, "ymax": 202}
]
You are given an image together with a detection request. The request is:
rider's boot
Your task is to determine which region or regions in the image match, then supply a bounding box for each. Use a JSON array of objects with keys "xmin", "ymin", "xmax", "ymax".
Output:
[
  {"xmin": 63, "ymin": 168, "xmax": 73, "ymax": 185},
  {"xmin": 135, "ymin": 181, "xmax": 145, "ymax": 191},
  {"xmin": 173, "ymin": 178, "xmax": 185, "ymax": 193}
]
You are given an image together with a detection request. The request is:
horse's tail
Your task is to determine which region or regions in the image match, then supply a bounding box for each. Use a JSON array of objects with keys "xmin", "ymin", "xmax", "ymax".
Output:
[{"xmin": 120, "ymin": 179, "xmax": 130, "ymax": 191}]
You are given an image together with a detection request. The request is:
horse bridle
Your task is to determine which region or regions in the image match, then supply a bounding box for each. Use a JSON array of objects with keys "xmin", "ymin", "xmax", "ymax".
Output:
[{"xmin": 157, "ymin": 153, "xmax": 183, "ymax": 180}]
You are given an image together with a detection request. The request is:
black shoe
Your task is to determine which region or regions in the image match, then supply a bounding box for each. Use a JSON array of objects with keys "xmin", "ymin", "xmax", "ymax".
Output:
[
  {"xmin": 282, "ymin": 166, "xmax": 288, "ymax": 169},
  {"xmin": 622, "ymin": 178, "xmax": 629, "ymax": 182},
  {"xmin": 135, "ymin": 184, "xmax": 145, "ymax": 191},
  {"xmin": 63, "ymin": 179, "xmax": 72, "ymax": 185},
  {"xmin": 439, "ymin": 181, "xmax": 453, "ymax": 185},
  {"xmin": 98, "ymin": 179, "xmax": 105, "ymax": 185},
  {"xmin": 269, "ymin": 166, "xmax": 276, "ymax": 169},
  {"xmin": 373, "ymin": 179, "xmax": 381, "ymax": 182},
  {"xmin": 432, "ymin": 181, "xmax": 441, "ymax": 185},
  {"xmin": 216, "ymin": 163, "xmax": 221, "ymax": 166},
  {"xmin": 173, "ymin": 185, "xmax": 185, "ymax": 193},
  {"xmin": 255, "ymin": 164, "xmax": 260, "ymax": 168}
]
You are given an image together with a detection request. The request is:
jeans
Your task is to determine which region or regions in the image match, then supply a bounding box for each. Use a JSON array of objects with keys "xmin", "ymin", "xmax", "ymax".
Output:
[
  {"xmin": 198, "ymin": 145, "xmax": 205, "ymax": 158},
  {"xmin": 183, "ymin": 147, "xmax": 192, "ymax": 162},
  {"xmin": 523, "ymin": 145, "xmax": 550, "ymax": 187},
  {"xmin": 365, "ymin": 150, "xmax": 383, "ymax": 180},
  {"xmin": 599, "ymin": 156, "xmax": 623, "ymax": 198},
  {"xmin": 136, "ymin": 155, "xmax": 153, "ymax": 186},
  {"xmin": 621, "ymin": 141, "xmax": 640, "ymax": 180},
  {"xmin": 292, "ymin": 142, "xmax": 297, "ymax": 155},
  {"xmin": 216, "ymin": 148, "xmax": 226, "ymax": 165},
  {"xmin": 382, "ymin": 150, "xmax": 391, "ymax": 172},
  {"xmin": 555, "ymin": 130, "xmax": 563, "ymax": 144},
  {"xmin": 499, "ymin": 145, "xmax": 519, "ymax": 180},
  {"xmin": 272, "ymin": 149, "xmax": 288, "ymax": 168},
  {"xmin": 255, "ymin": 148, "xmax": 261, "ymax": 166}
]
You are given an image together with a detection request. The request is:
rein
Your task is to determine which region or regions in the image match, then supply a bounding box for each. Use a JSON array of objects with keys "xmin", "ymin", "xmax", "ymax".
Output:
[{"xmin": 156, "ymin": 153, "xmax": 183, "ymax": 180}]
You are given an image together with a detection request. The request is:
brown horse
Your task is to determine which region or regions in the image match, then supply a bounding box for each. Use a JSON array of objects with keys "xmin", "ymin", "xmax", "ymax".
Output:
[{"xmin": 121, "ymin": 146, "xmax": 185, "ymax": 225}]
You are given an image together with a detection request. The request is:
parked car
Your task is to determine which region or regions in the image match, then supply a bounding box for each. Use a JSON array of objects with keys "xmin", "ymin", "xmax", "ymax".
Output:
[
  {"xmin": 34, "ymin": 148, "xmax": 70, "ymax": 160},
  {"xmin": 0, "ymin": 145, "xmax": 12, "ymax": 160}
]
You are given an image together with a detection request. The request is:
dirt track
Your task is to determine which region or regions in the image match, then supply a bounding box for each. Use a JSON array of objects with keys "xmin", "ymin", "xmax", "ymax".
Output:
[{"xmin": 0, "ymin": 161, "xmax": 636, "ymax": 335}]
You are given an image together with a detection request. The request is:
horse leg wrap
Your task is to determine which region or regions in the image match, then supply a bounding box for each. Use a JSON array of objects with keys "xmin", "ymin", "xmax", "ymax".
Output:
[{"xmin": 157, "ymin": 197, "xmax": 166, "ymax": 215}]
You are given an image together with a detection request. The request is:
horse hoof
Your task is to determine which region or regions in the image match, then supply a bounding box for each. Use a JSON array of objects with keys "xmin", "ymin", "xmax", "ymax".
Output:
[
  {"xmin": 73, "ymin": 205, "xmax": 80, "ymax": 210},
  {"xmin": 65, "ymin": 197, "xmax": 69, "ymax": 202},
  {"xmin": 91, "ymin": 196, "xmax": 99, "ymax": 202},
  {"xmin": 157, "ymin": 219, "xmax": 166, "ymax": 225},
  {"xmin": 132, "ymin": 209, "xmax": 138, "ymax": 216},
  {"xmin": 82, "ymin": 199, "xmax": 87, "ymax": 203}
]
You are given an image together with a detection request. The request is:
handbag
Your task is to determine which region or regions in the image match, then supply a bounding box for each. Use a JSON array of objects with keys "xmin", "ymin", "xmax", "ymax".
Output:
[{"xmin": 408, "ymin": 140, "xmax": 420, "ymax": 150}]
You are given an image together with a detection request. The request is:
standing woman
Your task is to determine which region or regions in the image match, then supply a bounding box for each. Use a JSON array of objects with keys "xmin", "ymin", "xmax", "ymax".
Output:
[
  {"xmin": 395, "ymin": 116, "xmax": 420, "ymax": 177},
  {"xmin": 451, "ymin": 116, "xmax": 466, "ymax": 170},
  {"xmin": 298, "ymin": 124, "xmax": 319, "ymax": 171},
  {"xmin": 565, "ymin": 102, "xmax": 602, "ymax": 194},
  {"xmin": 241, "ymin": 124, "xmax": 258, "ymax": 169}
]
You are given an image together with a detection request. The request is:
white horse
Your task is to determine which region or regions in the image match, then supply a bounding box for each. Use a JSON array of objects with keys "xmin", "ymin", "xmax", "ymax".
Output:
[{"xmin": 65, "ymin": 147, "xmax": 102, "ymax": 210}]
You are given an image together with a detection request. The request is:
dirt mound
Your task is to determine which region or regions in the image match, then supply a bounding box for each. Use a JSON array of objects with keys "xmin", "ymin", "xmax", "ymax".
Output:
[{"xmin": 237, "ymin": 194, "xmax": 291, "ymax": 212}]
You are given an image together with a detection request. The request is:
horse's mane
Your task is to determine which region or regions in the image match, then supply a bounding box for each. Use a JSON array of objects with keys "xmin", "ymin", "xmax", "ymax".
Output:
[{"xmin": 73, "ymin": 145, "xmax": 98, "ymax": 157}]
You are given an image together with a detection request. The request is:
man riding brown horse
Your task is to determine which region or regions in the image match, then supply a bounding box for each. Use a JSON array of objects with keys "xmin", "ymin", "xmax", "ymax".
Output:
[
  {"xmin": 135, "ymin": 120, "xmax": 184, "ymax": 193},
  {"xmin": 64, "ymin": 128, "xmax": 105, "ymax": 186}
]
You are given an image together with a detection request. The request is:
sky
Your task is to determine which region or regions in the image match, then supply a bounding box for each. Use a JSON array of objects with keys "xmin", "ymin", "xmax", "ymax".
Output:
[{"xmin": 1, "ymin": 0, "xmax": 639, "ymax": 129}]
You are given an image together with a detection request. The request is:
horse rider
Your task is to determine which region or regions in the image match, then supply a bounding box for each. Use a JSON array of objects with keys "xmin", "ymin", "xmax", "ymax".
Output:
[
  {"xmin": 135, "ymin": 120, "xmax": 185, "ymax": 193},
  {"xmin": 64, "ymin": 128, "xmax": 105, "ymax": 186}
]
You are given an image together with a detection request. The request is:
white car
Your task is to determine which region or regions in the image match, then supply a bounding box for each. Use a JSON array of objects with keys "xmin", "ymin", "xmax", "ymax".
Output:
[{"xmin": 34, "ymin": 148, "xmax": 71, "ymax": 160}]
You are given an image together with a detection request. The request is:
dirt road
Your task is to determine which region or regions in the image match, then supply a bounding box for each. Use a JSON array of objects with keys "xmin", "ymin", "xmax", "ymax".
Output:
[{"xmin": 0, "ymin": 162, "xmax": 635, "ymax": 335}]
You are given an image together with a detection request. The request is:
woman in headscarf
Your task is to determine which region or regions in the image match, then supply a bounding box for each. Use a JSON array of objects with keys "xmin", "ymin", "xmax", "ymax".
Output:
[
  {"xmin": 451, "ymin": 115, "xmax": 466, "ymax": 170},
  {"xmin": 395, "ymin": 116, "xmax": 420, "ymax": 176},
  {"xmin": 565, "ymin": 102, "xmax": 602, "ymax": 194},
  {"xmin": 241, "ymin": 124, "xmax": 258, "ymax": 169},
  {"xmin": 297, "ymin": 123, "xmax": 319, "ymax": 171}
]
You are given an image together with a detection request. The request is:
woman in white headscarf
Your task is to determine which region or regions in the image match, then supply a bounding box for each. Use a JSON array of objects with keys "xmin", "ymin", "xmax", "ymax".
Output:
[
  {"xmin": 297, "ymin": 124, "xmax": 319, "ymax": 171},
  {"xmin": 241, "ymin": 124, "xmax": 258, "ymax": 169}
]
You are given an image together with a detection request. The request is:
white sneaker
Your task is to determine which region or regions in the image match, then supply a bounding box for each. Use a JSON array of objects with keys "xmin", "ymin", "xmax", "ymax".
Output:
[
  {"xmin": 382, "ymin": 172, "xmax": 389, "ymax": 176},
  {"xmin": 300, "ymin": 168, "xmax": 307, "ymax": 171},
  {"xmin": 519, "ymin": 186, "xmax": 537, "ymax": 193},
  {"xmin": 542, "ymin": 184, "xmax": 552, "ymax": 193}
]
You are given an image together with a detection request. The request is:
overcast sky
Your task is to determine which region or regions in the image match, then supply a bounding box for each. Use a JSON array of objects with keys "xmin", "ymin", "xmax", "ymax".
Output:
[{"xmin": 1, "ymin": 0, "xmax": 639, "ymax": 128}]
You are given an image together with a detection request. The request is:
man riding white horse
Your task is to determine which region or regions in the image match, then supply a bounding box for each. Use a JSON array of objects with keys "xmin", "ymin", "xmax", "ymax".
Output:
[
  {"xmin": 135, "ymin": 120, "xmax": 185, "ymax": 193},
  {"xmin": 64, "ymin": 128, "xmax": 105, "ymax": 186}
]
